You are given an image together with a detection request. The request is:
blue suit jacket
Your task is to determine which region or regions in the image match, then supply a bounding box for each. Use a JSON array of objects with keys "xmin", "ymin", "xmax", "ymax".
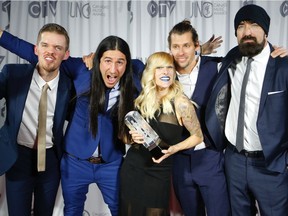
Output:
[
  {"xmin": 206, "ymin": 44, "xmax": 288, "ymax": 173},
  {"xmin": 179, "ymin": 56, "xmax": 222, "ymax": 155},
  {"xmin": 0, "ymin": 31, "xmax": 144, "ymax": 162},
  {"xmin": 0, "ymin": 64, "xmax": 73, "ymax": 175}
]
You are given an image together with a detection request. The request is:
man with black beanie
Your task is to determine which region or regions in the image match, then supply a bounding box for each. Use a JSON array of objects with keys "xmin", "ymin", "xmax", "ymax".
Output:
[{"xmin": 206, "ymin": 4, "xmax": 288, "ymax": 216}]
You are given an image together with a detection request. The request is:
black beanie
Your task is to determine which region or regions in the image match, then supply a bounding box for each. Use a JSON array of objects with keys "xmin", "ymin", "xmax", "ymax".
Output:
[{"xmin": 234, "ymin": 4, "xmax": 270, "ymax": 36}]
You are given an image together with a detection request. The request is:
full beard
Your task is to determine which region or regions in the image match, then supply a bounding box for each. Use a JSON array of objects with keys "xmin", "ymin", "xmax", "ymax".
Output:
[{"xmin": 239, "ymin": 36, "xmax": 265, "ymax": 57}]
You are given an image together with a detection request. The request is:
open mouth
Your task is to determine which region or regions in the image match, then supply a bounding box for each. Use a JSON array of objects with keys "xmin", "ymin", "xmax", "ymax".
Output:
[
  {"xmin": 107, "ymin": 74, "xmax": 117, "ymax": 83},
  {"xmin": 44, "ymin": 56, "xmax": 55, "ymax": 62}
]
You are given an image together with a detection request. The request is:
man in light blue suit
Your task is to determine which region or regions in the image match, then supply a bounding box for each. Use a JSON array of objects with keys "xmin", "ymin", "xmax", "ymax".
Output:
[
  {"xmin": 0, "ymin": 23, "xmax": 73, "ymax": 216},
  {"xmin": 206, "ymin": 4, "xmax": 288, "ymax": 216}
]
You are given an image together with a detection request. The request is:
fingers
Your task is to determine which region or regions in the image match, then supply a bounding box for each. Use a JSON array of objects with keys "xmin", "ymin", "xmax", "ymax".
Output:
[
  {"xmin": 209, "ymin": 36, "xmax": 223, "ymax": 53},
  {"xmin": 129, "ymin": 130, "xmax": 144, "ymax": 144},
  {"xmin": 270, "ymin": 46, "xmax": 288, "ymax": 58},
  {"xmin": 152, "ymin": 157, "xmax": 162, "ymax": 163},
  {"xmin": 82, "ymin": 52, "xmax": 94, "ymax": 70},
  {"xmin": 272, "ymin": 45, "xmax": 279, "ymax": 49},
  {"xmin": 151, "ymin": 147, "xmax": 175, "ymax": 163},
  {"xmin": 212, "ymin": 35, "xmax": 223, "ymax": 43},
  {"xmin": 152, "ymin": 154, "xmax": 167, "ymax": 163},
  {"xmin": 212, "ymin": 36, "xmax": 223, "ymax": 47},
  {"xmin": 209, "ymin": 34, "xmax": 215, "ymax": 42}
]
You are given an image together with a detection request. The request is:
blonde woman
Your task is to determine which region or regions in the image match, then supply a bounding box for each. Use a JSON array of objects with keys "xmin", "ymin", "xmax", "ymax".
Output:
[{"xmin": 120, "ymin": 52, "xmax": 203, "ymax": 216}]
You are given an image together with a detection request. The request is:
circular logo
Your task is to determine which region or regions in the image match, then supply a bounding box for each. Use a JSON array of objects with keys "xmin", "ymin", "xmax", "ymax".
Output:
[
  {"xmin": 28, "ymin": 2, "xmax": 41, "ymax": 18},
  {"xmin": 280, "ymin": 1, "xmax": 288, "ymax": 17},
  {"xmin": 147, "ymin": 1, "xmax": 158, "ymax": 18},
  {"xmin": 202, "ymin": 2, "xmax": 213, "ymax": 18}
]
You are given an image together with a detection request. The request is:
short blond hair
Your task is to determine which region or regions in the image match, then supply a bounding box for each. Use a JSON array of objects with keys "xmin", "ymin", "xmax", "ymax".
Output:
[{"xmin": 37, "ymin": 23, "xmax": 70, "ymax": 51}]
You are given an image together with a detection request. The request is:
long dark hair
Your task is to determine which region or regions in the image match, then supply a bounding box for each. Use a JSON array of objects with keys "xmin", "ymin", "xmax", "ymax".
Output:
[{"xmin": 89, "ymin": 36, "xmax": 134, "ymax": 139}]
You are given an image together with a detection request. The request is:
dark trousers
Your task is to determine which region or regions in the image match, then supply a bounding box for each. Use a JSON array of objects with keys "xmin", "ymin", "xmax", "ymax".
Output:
[
  {"xmin": 5, "ymin": 145, "xmax": 60, "ymax": 216},
  {"xmin": 173, "ymin": 148, "xmax": 230, "ymax": 216},
  {"xmin": 225, "ymin": 144, "xmax": 288, "ymax": 216}
]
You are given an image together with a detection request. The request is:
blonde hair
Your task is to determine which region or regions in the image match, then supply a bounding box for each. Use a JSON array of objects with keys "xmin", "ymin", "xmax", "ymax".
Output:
[{"xmin": 135, "ymin": 52, "xmax": 182, "ymax": 120}]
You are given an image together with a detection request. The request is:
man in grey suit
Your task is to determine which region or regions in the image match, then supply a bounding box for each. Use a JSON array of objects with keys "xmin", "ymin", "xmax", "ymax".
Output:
[
  {"xmin": 206, "ymin": 4, "xmax": 288, "ymax": 216},
  {"xmin": 0, "ymin": 23, "xmax": 73, "ymax": 216}
]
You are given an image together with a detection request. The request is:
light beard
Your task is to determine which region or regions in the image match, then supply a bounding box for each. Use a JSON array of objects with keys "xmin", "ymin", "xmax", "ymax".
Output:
[
  {"xmin": 239, "ymin": 36, "xmax": 265, "ymax": 57},
  {"xmin": 43, "ymin": 66, "xmax": 58, "ymax": 73},
  {"xmin": 174, "ymin": 57, "xmax": 197, "ymax": 74}
]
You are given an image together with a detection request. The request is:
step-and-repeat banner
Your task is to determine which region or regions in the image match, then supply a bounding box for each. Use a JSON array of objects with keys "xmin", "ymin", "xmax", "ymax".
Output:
[{"xmin": 0, "ymin": 1, "xmax": 287, "ymax": 215}]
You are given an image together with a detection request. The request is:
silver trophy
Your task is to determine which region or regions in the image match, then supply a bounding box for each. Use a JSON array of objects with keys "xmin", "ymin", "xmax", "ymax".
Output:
[{"xmin": 124, "ymin": 111, "xmax": 162, "ymax": 151}]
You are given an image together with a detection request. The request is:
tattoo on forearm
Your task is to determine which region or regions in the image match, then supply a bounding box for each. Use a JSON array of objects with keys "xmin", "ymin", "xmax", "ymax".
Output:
[{"xmin": 178, "ymin": 100, "xmax": 203, "ymax": 139}]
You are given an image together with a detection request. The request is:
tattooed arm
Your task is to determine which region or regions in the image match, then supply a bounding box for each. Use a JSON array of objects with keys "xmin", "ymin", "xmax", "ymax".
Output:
[{"xmin": 153, "ymin": 94, "xmax": 203, "ymax": 163}]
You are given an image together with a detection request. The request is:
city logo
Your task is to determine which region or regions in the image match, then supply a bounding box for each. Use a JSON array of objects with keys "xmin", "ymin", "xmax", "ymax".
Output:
[
  {"xmin": 147, "ymin": 1, "xmax": 176, "ymax": 18},
  {"xmin": 28, "ymin": 1, "xmax": 92, "ymax": 19},
  {"xmin": 280, "ymin": 1, "xmax": 288, "ymax": 17},
  {"xmin": 28, "ymin": 1, "xmax": 58, "ymax": 18}
]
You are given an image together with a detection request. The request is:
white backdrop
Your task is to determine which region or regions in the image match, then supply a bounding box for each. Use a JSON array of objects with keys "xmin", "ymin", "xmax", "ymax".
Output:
[{"xmin": 0, "ymin": 0, "xmax": 287, "ymax": 215}]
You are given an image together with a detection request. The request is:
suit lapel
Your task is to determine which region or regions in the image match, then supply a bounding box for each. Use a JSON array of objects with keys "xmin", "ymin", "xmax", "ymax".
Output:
[
  {"xmin": 258, "ymin": 54, "xmax": 275, "ymax": 117},
  {"xmin": 205, "ymin": 51, "xmax": 241, "ymax": 150},
  {"xmin": 53, "ymin": 71, "xmax": 71, "ymax": 134},
  {"xmin": 205, "ymin": 62, "xmax": 230, "ymax": 150},
  {"xmin": 13, "ymin": 66, "xmax": 34, "ymax": 129}
]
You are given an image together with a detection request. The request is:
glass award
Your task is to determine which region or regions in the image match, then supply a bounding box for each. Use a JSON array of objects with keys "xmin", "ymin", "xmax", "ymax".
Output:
[
  {"xmin": 125, "ymin": 111, "xmax": 171, "ymax": 159},
  {"xmin": 124, "ymin": 111, "xmax": 162, "ymax": 151}
]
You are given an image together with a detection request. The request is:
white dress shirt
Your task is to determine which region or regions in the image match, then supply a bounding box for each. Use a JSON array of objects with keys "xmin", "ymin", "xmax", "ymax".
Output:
[
  {"xmin": 17, "ymin": 69, "xmax": 59, "ymax": 149},
  {"xmin": 176, "ymin": 57, "xmax": 206, "ymax": 150},
  {"xmin": 225, "ymin": 44, "xmax": 270, "ymax": 151}
]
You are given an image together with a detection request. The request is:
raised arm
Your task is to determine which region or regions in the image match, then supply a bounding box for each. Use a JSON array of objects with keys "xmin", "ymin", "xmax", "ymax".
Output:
[
  {"xmin": 0, "ymin": 29, "xmax": 38, "ymax": 64},
  {"xmin": 0, "ymin": 28, "xmax": 85, "ymax": 79}
]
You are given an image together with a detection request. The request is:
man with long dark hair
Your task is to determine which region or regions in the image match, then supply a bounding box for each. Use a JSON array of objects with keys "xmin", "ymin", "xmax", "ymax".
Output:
[{"xmin": 0, "ymin": 29, "xmax": 143, "ymax": 216}]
